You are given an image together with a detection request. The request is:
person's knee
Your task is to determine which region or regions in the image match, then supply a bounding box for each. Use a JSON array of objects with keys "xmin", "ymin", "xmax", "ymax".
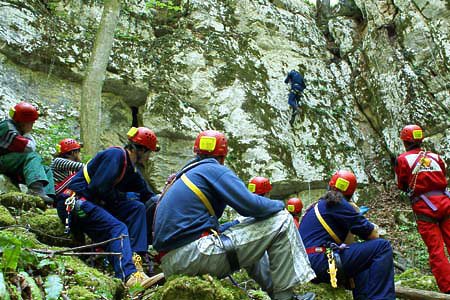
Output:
[
  {"xmin": 379, "ymin": 239, "xmax": 392, "ymax": 251},
  {"xmin": 111, "ymin": 220, "xmax": 129, "ymax": 236},
  {"xmin": 373, "ymin": 239, "xmax": 393, "ymax": 258},
  {"xmin": 24, "ymin": 151, "xmax": 41, "ymax": 161}
]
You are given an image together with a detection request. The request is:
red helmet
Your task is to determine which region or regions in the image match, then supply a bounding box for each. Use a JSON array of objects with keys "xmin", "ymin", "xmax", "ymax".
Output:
[
  {"xmin": 400, "ymin": 125, "xmax": 424, "ymax": 142},
  {"xmin": 127, "ymin": 127, "xmax": 160, "ymax": 152},
  {"xmin": 287, "ymin": 197, "xmax": 303, "ymax": 214},
  {"xmin": 9, "ymin": 102, "xmax": 39, "ymax": 123},
  {"xmin": 248, "ymin": 177, "xmax": 272, "ymax": 195},
  {"xmin": 193, "ymin": 130, "xmax": 228, "ymax": 157},
  {"xmin": 57, "ymin": 138, "xmax": 81, "ymax": 154},
  {"xmin": 329, "ymin": 170, "xmax": 357, "ymax": 196}
]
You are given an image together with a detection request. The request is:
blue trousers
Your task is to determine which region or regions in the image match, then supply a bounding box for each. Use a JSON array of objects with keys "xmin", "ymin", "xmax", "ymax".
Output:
[
  {"xmin": 309, "ymin": 239, "xmax": 395, "ymax": 300},
  {"xmin": 288, "ymin": 85, "xmax": 303, "ymax": 110},
  {"xmin": 56, "ymin": 199, "xmax": 148, "ymax": 280}
]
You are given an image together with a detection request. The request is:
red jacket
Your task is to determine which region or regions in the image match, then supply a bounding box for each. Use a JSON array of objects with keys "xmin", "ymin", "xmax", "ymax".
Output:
[{"xmin": 395, "ymin": 148, "xmax": 447, "ymax": 196}]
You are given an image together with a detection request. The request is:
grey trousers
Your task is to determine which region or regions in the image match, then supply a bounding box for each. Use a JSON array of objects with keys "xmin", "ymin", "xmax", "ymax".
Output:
[{"xmin": 161, "ymin": 210, "xmax": 315, "ymax": 297}]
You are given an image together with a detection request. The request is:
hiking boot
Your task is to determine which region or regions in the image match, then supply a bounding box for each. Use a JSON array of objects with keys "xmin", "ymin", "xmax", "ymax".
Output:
[
  {"xmin": 125, "ymin": 271, "xmax": 164, "ymax": 289},
  {"xmin": 132, "ymin": 253, "xmax": 144, "ymax": 273},
  {"xmin": 292, "ymin": 292, "xmax": 316, "ymax": 300},
  {"xmin": 28, "ymin": 181, "xmax": 54, "ymax": 205}
]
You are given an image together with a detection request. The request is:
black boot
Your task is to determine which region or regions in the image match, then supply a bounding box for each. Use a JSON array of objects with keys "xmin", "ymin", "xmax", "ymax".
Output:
[
  {"xmin": 28, "ymin": 181, "xmax": 54, "ymax": 205},
  {"xmin": 292, "ymin": 292, "xmax": 316, "ymax": 300}
]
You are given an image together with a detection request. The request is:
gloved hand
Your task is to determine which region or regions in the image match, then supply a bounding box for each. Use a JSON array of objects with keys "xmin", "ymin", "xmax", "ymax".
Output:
[
  {"xmin": 23, "ymin": 133, "xmax": 36, "ymax": 152},
  {"xmin": 359, "ymin": 206, "xmax": 370, "ymax": 215},
  {"xmin": 219, "ymin": 219, "xmax": 240, "ymax": 232},
  {"xmin": 74, "ymin": 199, "xmax": 87, "ymax": 218},
  {"xmin": 126, "ymin": 192, "xmax": 140, "ymax": 201}
]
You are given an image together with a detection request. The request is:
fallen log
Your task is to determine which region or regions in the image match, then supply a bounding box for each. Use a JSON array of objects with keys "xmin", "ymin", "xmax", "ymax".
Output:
[{"xmin": 396, "ymin": 285, "xmax": 450, "ymax": 300}]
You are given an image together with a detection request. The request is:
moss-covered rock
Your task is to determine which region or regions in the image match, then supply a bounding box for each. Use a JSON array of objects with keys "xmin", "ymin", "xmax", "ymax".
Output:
[
  {"xmin": 20, "ymin": 209, "xmax": 66, "ymax": 246},
  {"xmin": 395, "ymin": 268, "xmax": 439, "ymax": 292},
  {"xmin": 0, "ymin": 205, "xmax": 15, "ymax": 226},
  {"xmin": 295, "ymin": 282, "xmax": 352, "ymax": 300},
  {"xmin": 0, "ymin": 192, "xmax": 45, "ymax": 211},
  {"xmin": 58, "ymin": 255, "xmax": 124, "ymax": 300},
  {"xmin": 0, "ymin": 228, "xmax": 124, "ymax": 300},
  {"xmin": 66, "ymin": 286, "xmax": 98, "ymax": 300},
  {"xmin": 149, "ymin": 275, "xmax": 248, "ymax": 300}
]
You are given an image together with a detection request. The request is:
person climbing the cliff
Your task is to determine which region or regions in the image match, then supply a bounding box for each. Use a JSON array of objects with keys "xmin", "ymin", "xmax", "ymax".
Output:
[
  {"xmin": 300, "ymin": 170, "xmax": 395, "ymax": 299},
  {"xmin": 395, "ymin": 124, "xmax": 450, "ymax": 293},
  {"xmin": 153, "ymin": 130, "xmax": 316, "ymax": 300},
  {"xmin": 0, "ymin": 101, "xmax": 55, "ymax": 204},
  {"xmin": 287, "ymin": 197, "xmax": 303, "ymax": 229},
  {"xmin": 284, "ymin": 69, "xmax": 306, "ymax": 126},
  {"xmin": 60, "ymin": 127, "xmax": 164, "ymax": 289}
]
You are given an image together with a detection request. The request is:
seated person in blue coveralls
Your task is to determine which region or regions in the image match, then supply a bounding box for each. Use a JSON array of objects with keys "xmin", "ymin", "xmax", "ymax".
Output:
[
  {"xmin": 299, "ymin": 170, "xmax": 395, "ymax": 300},
  {"xmin": 284, "ymin": 70, "xmax": 306, "ymax": 125},
  {"xmin": 59, "ymin": 127, "xmax": 163, "ymax": 289},
  {"xmin": 153, "ymin": 130, "xmax": 316, "ymax": 300}
]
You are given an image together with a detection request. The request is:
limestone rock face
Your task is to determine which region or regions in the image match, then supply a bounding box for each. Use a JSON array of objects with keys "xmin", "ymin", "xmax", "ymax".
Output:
[{"xmin": 0, "ymin": 0, "xmax": 448, "ymax": 196}]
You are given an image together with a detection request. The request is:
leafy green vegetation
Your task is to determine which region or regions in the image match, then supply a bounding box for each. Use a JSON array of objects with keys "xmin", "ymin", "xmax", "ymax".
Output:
[
  {"xmin": 33, "ymin": 117, "xmax": 79, "ymax": 164},
  {"xmin": 0, "ymin": 228, "xmax": 123, "ymax": 299}
]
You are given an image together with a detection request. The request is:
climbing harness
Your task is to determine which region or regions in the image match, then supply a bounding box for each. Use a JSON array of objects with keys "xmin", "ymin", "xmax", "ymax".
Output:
[{"xmin": 407, "ymin": 151, "xmax": 445, "ymax": 212}]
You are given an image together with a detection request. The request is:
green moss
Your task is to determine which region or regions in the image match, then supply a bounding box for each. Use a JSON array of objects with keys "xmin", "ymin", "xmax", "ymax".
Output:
[
  {"xmin": 67, "ymin": 286, "xmax": 98, "ymax": 300},
  {"xmin": 295, "ymin": 282, "xmax": 351, "ymax": 300},
  {"xmin": 20, "ymin": 210, "xmax": 66, "ymax": 246},
  {"xmin": 0, "ymin": 192, "xmax": 45, "ymax": 210},
  {"xmin": 151, "ymin": 275, "xmax": 248, "ymax": 300},
  {"xmin": 395, "ymin": 268, "xmax": 438, "ymax": 291},
  {"xmin": 0, "ymin": 205, "xmax": 16, "ymax": 226},
  {"xmin": 58, "ymin": 255, "xmax": 124, "ymax": 299},
  {"xmin": 0, "ymin": 205, "xmax": 15, "ymax": 226}
]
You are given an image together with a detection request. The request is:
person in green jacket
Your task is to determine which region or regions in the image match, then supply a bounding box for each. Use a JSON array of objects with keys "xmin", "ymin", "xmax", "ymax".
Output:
[{"xmin": 0, "ymin": 102, "xmax": 54, "ymax": 204}]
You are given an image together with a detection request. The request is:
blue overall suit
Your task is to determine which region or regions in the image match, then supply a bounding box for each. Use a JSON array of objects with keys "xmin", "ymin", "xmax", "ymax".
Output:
[
  {"xmin": 153, "ymin": 158, "xmax": 316, "ymax": 300},
  {"xmin": 57, "ymin": 147, "xmax": 155, "ymax": 280},
  {"xmin": 284, "ymin": 70, "xmax": 306, "ymax": 111},
  {"xmin": 299, "ymin": 198, "xmax": 395, "ymax": 300}
]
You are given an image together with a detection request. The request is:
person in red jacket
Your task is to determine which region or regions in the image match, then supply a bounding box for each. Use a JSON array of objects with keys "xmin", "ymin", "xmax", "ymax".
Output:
[{"xmin": 395, "ymin": 124, "xmax": 450, "ymax": 293}]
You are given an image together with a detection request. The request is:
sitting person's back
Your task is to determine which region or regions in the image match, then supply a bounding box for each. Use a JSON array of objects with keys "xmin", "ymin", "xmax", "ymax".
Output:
[{"xmin": 300, "ymin": 170, "xmax": 395, "ymax": 300}]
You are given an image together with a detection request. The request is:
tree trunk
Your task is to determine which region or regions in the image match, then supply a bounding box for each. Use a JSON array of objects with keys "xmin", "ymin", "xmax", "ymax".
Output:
[
  {"xmin": 396, "ymin": 286, "xmax": 450, "ymax": 300},
  {"xmin": 80, "ymin": 0, "xmax": 121, "ymax": 156}
]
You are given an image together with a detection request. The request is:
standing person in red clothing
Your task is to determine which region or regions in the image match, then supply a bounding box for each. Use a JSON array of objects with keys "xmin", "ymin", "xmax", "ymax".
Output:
[{"xmin": 395, "ymin": 124, "xmax": 450, "ymax": 293}]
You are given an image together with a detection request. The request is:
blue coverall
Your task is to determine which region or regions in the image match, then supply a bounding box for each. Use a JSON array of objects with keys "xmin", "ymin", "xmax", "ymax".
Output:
[
  {"xmin": 284, "ymin": 70, "xmax": 306, "ymax": 111},
  {"xmin": 57, "ymin": 147, "xmax": 156, "ymax": 280},
  {"xmin": 299, "ymin": 198, "xmax": 395, "ymax": 300},
  {"xmin": 153, "ymin": 158, "xmax": 284, "ymax": 252}
]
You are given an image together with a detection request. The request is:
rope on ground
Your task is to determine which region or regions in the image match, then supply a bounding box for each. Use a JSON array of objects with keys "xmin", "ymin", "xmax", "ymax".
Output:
[
  {"xmin": 28, "ymin": 234, "xmax": 128, "ymax": 257},
  {"xmin": 0, "ymin": 224, "xmax": 73, "ymax": 241}
]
